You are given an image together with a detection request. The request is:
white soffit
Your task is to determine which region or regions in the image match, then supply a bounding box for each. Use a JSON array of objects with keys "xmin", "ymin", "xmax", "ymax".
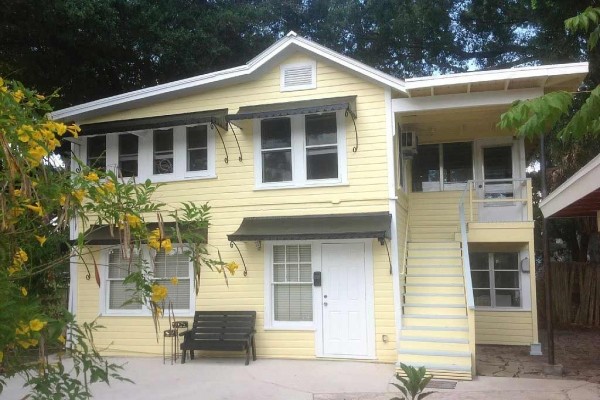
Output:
[{"xmin": 539, "ymin": 153, "xmax": 600, "ymax": 218}]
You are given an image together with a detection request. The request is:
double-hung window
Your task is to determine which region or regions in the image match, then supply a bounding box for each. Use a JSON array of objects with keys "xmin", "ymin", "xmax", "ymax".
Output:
[
  {"xmin": 256, "ymin": 112, "xmax": 344, "ymax": 188},
  {"xmin": 412, "ymin": 142, "xmax": 473, "ymax": 192},
  {"xmin": 118, "ymin": 134, "xmax": 139, "ymax": 177},
  {"xmin": 186, "ymin": 125, "xmax": 209, "ymax": 172},
  {"xmin": 153, "ymin": 129, "xmax": 174, "ymax": 175},
  {"xmin": 268, "ymin": 244, "xmax": 313, "ymax": 328},
  {"xmin": 104, "ymin": 246, "xmax": 194, "ymax": 316},
  {"xmin": 470, "ymin": 252, "xmax": 521, "ymax": 308},
  {"xmin": 86, "ymin": 136, "xmax": 106, "ymax": 170}
]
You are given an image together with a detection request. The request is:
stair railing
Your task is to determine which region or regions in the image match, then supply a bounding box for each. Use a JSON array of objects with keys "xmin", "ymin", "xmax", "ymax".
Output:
[
  {"xmin": 459, "ymin": 182, "xmax": 476, "ymax": 375},
  {"xmin": 400, "ymin": 212, "xmax": 410, "ymax": 315}
]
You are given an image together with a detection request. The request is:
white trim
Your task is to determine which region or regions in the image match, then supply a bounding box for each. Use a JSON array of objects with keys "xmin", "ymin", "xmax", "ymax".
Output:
[
  {"xmin": 540, "ymin": 152, "xmax": 600, "ymax": 218},
  {"xmin": 393, "ymin": 88, "xmax": 544, "ymax": 113},
  {"xmin": 52, "ymin": 33, "xmax": 407, "ymax": 122},
  {"xmin": 253, "ymin": 110, "xmax": 347, "ymax": 190},
  {"xmin": 406, "ymin": 62, "xmax": 588, "ymax": 89},
  {"xmin": 280, "ymin": 60, "xmax": 317, "ymax": 91},
  {"xmin": 385, "ymin": 87, "xmax": 402, "ymax": 353}
]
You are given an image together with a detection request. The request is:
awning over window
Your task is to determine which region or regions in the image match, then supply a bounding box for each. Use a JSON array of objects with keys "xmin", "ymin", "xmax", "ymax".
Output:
[
  {"xmin": 227, "ymin": 96, "xmax": 357, "ymax": 121},
  {"xmin": 83, "ymin": 222, "xmax": 208, "ymax": 245},
  {"xmin": 79, "ymin": 109, "xmax": 228, "ymax": 136},
  {"xmin": 227, "ymin": 212, "xmax": 391, "ymax": 242}
]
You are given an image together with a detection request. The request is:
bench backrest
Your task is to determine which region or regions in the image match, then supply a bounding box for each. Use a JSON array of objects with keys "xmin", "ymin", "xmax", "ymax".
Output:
[{"xmin": 191, "ymin": 311, "xmax": 256, "ymax": 341}]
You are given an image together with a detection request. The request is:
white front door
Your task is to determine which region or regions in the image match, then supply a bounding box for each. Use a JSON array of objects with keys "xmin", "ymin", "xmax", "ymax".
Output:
[{"xmin": 321, "ymin": 243, "xmax": 369, "ymax": 358}]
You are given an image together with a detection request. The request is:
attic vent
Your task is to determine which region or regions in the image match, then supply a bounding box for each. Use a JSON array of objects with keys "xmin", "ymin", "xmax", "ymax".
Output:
[{"xmin": 280, "ymin": 61, "xmax": 316, "ymax": 91}]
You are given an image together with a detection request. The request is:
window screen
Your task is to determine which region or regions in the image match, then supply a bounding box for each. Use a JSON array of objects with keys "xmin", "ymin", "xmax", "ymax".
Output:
[
  {"xmin": 261, "ymin": 118, "xmax": 292, "ymax": 183},
  {"xmin": 272, "ymin": 244, "xmax": 312, "ymax": 321},
  {"xmin": 305, "ymin": 113, "xmax": 338, "ymax": 180},
  {"xmin": 107, "ymin": 249, "xmax": 142, "ymax": 310}
]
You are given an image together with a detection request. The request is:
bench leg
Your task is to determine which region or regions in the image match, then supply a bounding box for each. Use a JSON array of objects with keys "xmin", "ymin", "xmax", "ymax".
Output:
[
  {"xmin": 181, "ymin": 349, "xmax": 186, "ymax": 364},
  {"xmin": 190, "ymin": 350, "xmax": 195, "ymax": 360},
  {"xmin": 251, "ymin": 336, "xmax": 257, "ymax": 361},
  {"xmin": 245, "ymin": 345, "xmax": 250, "ymax": 366}
]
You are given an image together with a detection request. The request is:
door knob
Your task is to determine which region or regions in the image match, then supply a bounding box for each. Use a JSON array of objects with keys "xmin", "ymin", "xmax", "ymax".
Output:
[
  {"xmin": 323, "ymin": 302, "xmax": 328, "ymax": 306},
  {"xmin": 324, "ymin": 295, "xmax": 327, "ymax": 298}
]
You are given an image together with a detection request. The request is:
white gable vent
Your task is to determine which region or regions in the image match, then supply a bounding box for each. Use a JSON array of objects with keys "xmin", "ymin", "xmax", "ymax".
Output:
[{"xmin": 280, "ymin": 61, "xmax": 317, "ymax": 91}]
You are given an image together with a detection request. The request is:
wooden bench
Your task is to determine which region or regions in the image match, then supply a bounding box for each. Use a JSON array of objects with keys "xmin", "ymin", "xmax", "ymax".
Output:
[{"xmin": 180, "ymin": 311, "xmax": 256, "ymax": 365}]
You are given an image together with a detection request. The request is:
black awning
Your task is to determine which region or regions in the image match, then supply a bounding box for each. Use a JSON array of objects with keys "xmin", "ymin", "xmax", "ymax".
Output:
[
  {"xmin": 79, "ymin": 109, "xmax": 228, "ymax": 136},
  {"xmin": 227, "ymin": 96, "xmax": 357, "ymax": 121},
  {"xmin": 84, "ymin": 222, "xmax": 208, "ymax": 245},
  {"xmin": 227, "ymin": 212, "xmax": 390, "ymax": 242}
]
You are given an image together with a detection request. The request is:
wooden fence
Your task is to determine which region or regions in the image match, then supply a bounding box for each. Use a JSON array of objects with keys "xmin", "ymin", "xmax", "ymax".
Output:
[{"xmin": 550, "ymin": 262, "xmax": 600, "ymax": 327}]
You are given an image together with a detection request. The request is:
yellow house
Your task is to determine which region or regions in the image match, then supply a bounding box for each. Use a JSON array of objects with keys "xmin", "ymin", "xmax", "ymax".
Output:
[{"xmin": 53, "ymin": 32, "xmax": 587, "ymax": 380}]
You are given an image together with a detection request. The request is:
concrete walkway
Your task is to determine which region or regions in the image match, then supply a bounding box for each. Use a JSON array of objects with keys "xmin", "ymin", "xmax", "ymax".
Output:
[{"xmin": 2, "ymin": 357, "xmax": 599, "ymax": 399}]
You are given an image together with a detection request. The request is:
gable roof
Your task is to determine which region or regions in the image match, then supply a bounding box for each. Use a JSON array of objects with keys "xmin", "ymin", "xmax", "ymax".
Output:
[{"xmin": 52, "ymin": 31, "xmax": 407, "ymax": 122}]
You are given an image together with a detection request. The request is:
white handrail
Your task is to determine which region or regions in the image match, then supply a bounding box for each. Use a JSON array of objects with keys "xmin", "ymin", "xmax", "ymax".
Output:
[{"xmin": 458, "ymin": 188, "xmax": 475, "ymax": 310}]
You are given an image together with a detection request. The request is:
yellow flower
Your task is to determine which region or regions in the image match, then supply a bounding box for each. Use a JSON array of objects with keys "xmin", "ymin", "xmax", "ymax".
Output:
[
  {"xmin": 84, "ymin": 172, "xmax": 99, "ymax": 182},
  {"xmin": 20, "ymin": 287, "xmax": 28, "ymax": 296},
  {"xmin": 72, "ymin": 189, "xmax": 86, "ymax": 203},
  {"xmin": 225, "ymin": 261, "xmax": 239, "ymax": 276},
  {"xmin": 14, "ymin": 248, "xmax": 28, "ymax": 264},
  {"xmin": 35, "ymin": 94, "xmax": 45, "ymax": 100},
  {"xmin": 12, "ymin": 89, "xmax": 24, "ymax": 103},
  {"xmin": 151, "ymin": 284, "xmax": 168, "ymax": 303},
  {"xmin": 8, "ymin": 266, "xmax": 19, "ymax": 276},
  {"xmin": 170, "ymin": 277, "xmax": 179, "ymax": 285},
  {"xmin": 103, "ymin": 181, "xmax": 116, "ymax": 193},
  {"xmin": 67, "ymin": 124, "xmax": 81, "ymax": 138},
  {"xmin": 18, "ymin": 340, "xmax": 32, "ymax": 349},
  {"xmin": 27, "ymin": 145, "xmax": 48, "ymax": 162},
  {"xmin": 57, "ymin": 335, "xmax": 66, "ymax": 344},
  {"xmin": 59, "ymin": 194, "xmax": 67, "ymax": 206},
  {"xmin": 16, "ymin": 325, "xmax": 29, "ymax": 336},
  {"xmin": 17, "ymin": 125, "xmax": 34, "ymax": 142},
  {"xmin": 161, "ymin": 239, "xmax": 173, "ymax": 253},
  {"xmin": 34, "ymin": 235, "xmax": 47, "ymax": 246},
  {"xmin": 125, "ymin": 214, "xmax": 142, "ymax": 228},
  {"xmin": 25, "ymin": 202, "xmax": 44, "ymax": 217},
  {"xmin": 10, "ymin": 206, "xmax": 24, "ymax": 218},
  {"xmin": 29, "ymin": 319, "xmax": 47, "ymax": 332}
]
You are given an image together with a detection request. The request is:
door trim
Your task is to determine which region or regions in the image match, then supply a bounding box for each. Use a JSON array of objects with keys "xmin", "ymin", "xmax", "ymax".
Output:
[{"xmin": 314, "ymin": 239, "xmax": 376, "ymax": 360}]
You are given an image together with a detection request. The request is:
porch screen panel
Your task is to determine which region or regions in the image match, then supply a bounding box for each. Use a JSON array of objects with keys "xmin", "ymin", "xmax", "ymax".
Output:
[
  {"xmin": 412, "ymin": 144, "xmax": 440, "ymax": 192},
  {"xmin": 443, "ymin": 142, "xmax": 473, "ymax": 186},
  {"xmin": 273, "ymin": 244, "xmax": 312, "ymax": 321}
]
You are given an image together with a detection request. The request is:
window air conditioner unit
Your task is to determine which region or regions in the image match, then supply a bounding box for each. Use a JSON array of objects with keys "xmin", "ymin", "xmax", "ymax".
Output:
[{"xmin": 401, "ymin": 131, "xmax": 418, "ymax": 158}]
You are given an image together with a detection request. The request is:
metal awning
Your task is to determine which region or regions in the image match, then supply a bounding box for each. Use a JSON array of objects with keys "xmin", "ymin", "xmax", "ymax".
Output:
[
  {"xmin": 227, "ymin": 96, "xmax": 357, "ymax": 121},
  {"xmin": 84, "ymin": 222, "xmax": 208, "ymax": 245},
  {"xmin": 79, "ymin": 109, "xmax": 228, "ymax": 136},
  {"xmin": 227, "ymin": 212, "xmax": 391, "ymax": 242}
]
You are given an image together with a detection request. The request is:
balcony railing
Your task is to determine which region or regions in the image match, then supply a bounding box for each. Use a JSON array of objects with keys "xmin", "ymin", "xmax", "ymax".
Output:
[{"xmin": 462, "ymin": 178, "xmax": 533, "ymax": 223}]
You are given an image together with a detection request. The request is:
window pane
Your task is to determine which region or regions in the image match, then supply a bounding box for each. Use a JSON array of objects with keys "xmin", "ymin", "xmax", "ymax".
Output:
[
  {"xmin": 469, "ymin": 253, "xmax": 489, "ymax": 270},
  {"xmin": 443, "ymin": 142, "xmax": 472, "ymax": 183},
  {"xmin": 494, "ymin": 271, "xmax": 519, "ymax": 289},
  {"xmin": 307, "ymin": 147, "xmax": 338, "ymax": 180},
  {"xmin": 273, "ymin": 246, "xmax": 286, "ymax": 263},
  {"xmin": 287, "ymin": 264, "xmax": 299, "ymax": 282},
  {"xmin": 119, "ymin": 160, "xmax": 138, "ymax": 177},
  {"xmin": 494, "ymin": 253, "xmax": 518, "ymax": 270},
  {"xmin": 471, "ymin": 271, "xmax": 490, "ymax": 289},
  {"xmin": 118, "ymin": 134, "xmax": 138, "ymax": 177},
  {"xmin": 188, "ymin": 149, "xmax": 207, "ymax": 171},
  {"xmin": 261, "ymin": 118, "xmax": 291, "ymax": 149},
  {"xmin": 156, "ymin": 278, "xmax": 190, "ymax": 309},
  {"xmin": 474, "ymin": 289, "xmax": 492, "ymax": 307},
  {"xmin": 109, "ymin": 281, "xmax": 142, "ymax": 310},
  {"xmin": 286, "ymin": 245, "xmax": 299, "ymax": 262},
  {"xmin": 495, "ymin": 289, "xmax": 520, "ymax": 307},
  {"xmin": 262, "ymin": 150, "xmax": 292, "ymax": 182},
  {"xmin": 119, "ymin": 134, "xmax": 138, "ymax": 155},
  {"xmin": 153, "ymin": 129, "xmax": 173, "ymax": 174},
  {"xmin": 483, "ymin": 146, "xmax": 512, "ymax": 180},
  {"xmin": 299, "ymin": 264, "xmax": 311, "ymax": 281},
  {"xmin": 274, "ymin": 284, "xmax": 312, "ymax": 321},
  {"xmin": 87, "ymin": 136, "xmax": 106, "ymax": 169},
  {"xmin": 305, "ymin": 113, "xmax": 337, "ymax": 146},
  {"xmin": 187, "ymin": 126, "xmax": 208, "ymax": 149},
  {"xmin": 273, "ymin": 264, "xmax": 285, "ymax": 282},
  {"xmin": 299, "ymin": 245, "xmax": 311, "ymax": 262},
  {"xmin": 412, "ymin": 144, "xmax": 440, "ymax": 192}
]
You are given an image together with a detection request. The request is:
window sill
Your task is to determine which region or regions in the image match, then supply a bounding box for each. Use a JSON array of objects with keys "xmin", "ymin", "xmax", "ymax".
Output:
[
  {"xmin": 145, "ymin": 173, "xmax": 217, "ymax": 183},
  {"xmin": 255, "ymin": 180, "xmax": 348, "ymax": 191},
  {"xmin": 100, "ymin": 310, "xmax": 195, "ymax": 318},
  {"xmin": 474, "ymin": 307, "xmax": 531, "ymax": 312},
  {"xmin": 264, "ymin": 324, "xmax": 315, "ymax": 331}
]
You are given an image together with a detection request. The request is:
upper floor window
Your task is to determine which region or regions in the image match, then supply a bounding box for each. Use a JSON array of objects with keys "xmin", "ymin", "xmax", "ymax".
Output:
[
  {"xmin": 82, "ymin": 123, "xmax": 215, "ymax": 182},
  {"xmin": 255, "ymin": 112, "xmax": 346, "ymax": 189},
  {"xmin": 153, "ymin": 129, "xmax": 173, "ymax": 175},
  {"xmin": 118, "ymin": 134, "xmax": 138, "ymax": 177},
  {"xmin": 87, "ymin": 136, "xmax": 106, "ymax": 170}
]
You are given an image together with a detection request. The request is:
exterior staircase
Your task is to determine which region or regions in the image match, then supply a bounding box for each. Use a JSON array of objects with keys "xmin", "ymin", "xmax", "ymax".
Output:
[{"xmin": 397, "ymin": 193, "xmax": 474, "ymax": 380}]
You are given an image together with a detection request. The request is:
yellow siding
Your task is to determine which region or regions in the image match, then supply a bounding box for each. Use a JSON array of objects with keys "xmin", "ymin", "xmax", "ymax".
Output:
[
  {"xmin": 74, "ymin": 52, "xmax": 397, "ymax": 361},
  {"xmin": 474, "ymin": 311, "xmax": 534, "ymax": 345}
]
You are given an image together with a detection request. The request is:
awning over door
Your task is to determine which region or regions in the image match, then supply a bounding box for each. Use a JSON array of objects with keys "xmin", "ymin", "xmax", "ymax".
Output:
[
  {"xmin": 227, "ymin": 96, "xmax": 357, "ymax": 121},
  {"xmin": 79, "ymin": 109, "xmax": 228, "ymax": 136},
  {"xmin": 227, "ymin": 212, "xmax": 391, "ymax": 242},
  {"xmin": 84, "ymin": 222, "xmax": 208, "ymax": 245}
]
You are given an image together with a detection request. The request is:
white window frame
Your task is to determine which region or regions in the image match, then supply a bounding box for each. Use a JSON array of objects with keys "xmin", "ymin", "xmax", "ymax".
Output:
[
  {"xmin": 253, "ymin": 111, "xmax": 347, "ymax": 190},
  {"xmin": 82, "ymin": 123, "xmax": 216, "ymax": 183},
  {"xmin": 100, "ymin": 245, "xmax": 196, "ymax": 317},
  {"xmin": 280, "ymin": 61, "xmax": 317, "ymax": 92},
  {"xmin": 471, "ymin": 249, "xmax": 531, "ymax": 311},
  {"xmin": 264, "ymin": 241, "xmax": 317, "ymax": 331}
]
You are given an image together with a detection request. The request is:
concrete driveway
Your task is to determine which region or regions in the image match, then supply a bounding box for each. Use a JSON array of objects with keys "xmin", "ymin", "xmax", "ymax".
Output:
[{"xmin": 2, "ymin": 357, "xmax": 599, "ymax": 399}]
